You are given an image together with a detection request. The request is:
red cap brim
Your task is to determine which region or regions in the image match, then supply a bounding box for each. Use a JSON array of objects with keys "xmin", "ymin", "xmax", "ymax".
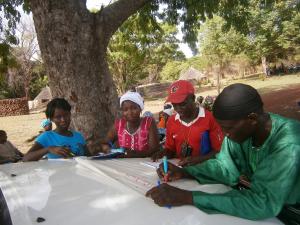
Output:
[{"xmin": 165, "ymin": 94, "xmax": 188, "ymax": 104}]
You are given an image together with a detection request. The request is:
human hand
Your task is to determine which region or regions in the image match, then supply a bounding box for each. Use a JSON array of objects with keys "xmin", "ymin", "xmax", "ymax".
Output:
[
  {"xmin": 239, "ymin": 175, "xmax": 251, "ymax": 188},
  {"xmin": 48, "ymin": 146, "xmax": 73, "ymax": 158},
  {"xmin": 157, "ymin": 162, "xmax": 185, "ymax": 182},
  {"xmin": 6, "ymin": 157, "xmax": 18, "ymax": 163},
  {"xmin": 146, "ymin": 183, "xmax": 193, "ymax": 207},
  {"xmin": 151, "ymin": 150, "xmax": 165, "ymax": 161},
  {"xmin": 177, "ymin": 156, "xmax": 203, "ymax": 167},
  {"xmin": 101, "ymin": 144, "xmax": 111, "ymax": 154},
  {"xmin": 11, "ymin": 155, "xmax": 22, "ymax": 162}
]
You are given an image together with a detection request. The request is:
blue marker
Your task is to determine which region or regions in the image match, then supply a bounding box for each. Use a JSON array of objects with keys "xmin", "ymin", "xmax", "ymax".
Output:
[
  {"xmin": 163, "ymin": 156, "xmax": 168, "ymax": 174},
  {"xmin": 162, "ymin": 156, "xmax": 169, "ymax": 182}
]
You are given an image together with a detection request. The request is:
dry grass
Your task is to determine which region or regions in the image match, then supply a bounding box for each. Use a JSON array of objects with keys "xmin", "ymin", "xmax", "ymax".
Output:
[{"xmin": 1, "ymin": 74, "xmax": 300, "ymax": 153}]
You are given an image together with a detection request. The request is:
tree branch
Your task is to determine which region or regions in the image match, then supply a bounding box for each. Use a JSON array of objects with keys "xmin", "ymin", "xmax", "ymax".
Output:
[{"xmin": 101, "ymin": 0, "xmax": 151, "ymax": 40}]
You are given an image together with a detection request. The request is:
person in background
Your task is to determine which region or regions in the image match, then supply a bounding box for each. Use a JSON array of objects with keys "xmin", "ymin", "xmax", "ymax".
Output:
[
  {"xmin": 203, "ymin": 95, "xmax": 214, "ymax": 111},
  {"xmin": 26, "ymin": 119, "xmax": 53, "ymax": 143},
  {"xmin": 152, "ymin": 80, "xmax": 223, "ymax": 166},
  {"xmin": 101, "ymin": 91, "xmax": 159, "ymax": 157},
  {"xmin": 196, "ymin": 95, "xmax": 204, "ymax": 107},
  {"xmin": 41, "ymin": 119, "xmax": 52, "ymax": 131},
  {"xmin": 157, "ymin": 107, "xmax": 174, "ymax": 144},
  {"xmin": 0, "ymin": 130, "xmax": 23, "ymax": 164},
  {"xmin": 146, "ymin": 83, "xmax": 300, "ymax": 224},
  {"xmin": 157, "ymin": 107, "xmax": 173, "ymax": 130},
  {"xmin": 143, "ymin": 111, "xmax": 154, "ymax": 118},
  {"xmin": 23, "ymin": 98, "xmax": 90, "ymax": 161}
]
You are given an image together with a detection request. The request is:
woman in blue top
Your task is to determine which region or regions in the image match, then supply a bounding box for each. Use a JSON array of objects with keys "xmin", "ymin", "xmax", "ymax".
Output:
[{"xmin": 23, "ymin": 98, "xmax": 89, "ymax": 161}]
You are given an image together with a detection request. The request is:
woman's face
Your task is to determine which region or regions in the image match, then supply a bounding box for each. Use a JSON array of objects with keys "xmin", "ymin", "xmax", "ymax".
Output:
[
  {"xmin": 121, "ymin": 100, "xmax": 141, "ymax": 123},
  {"xmin": 51, "ymin": 108, "xmax": 71, "ymax": 130}
]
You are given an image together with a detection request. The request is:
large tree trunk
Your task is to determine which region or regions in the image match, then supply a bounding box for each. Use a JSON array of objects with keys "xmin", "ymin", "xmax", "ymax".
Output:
[{"xmin": 29, "ymin": 0, "xmax": 149, "ymax": 152}]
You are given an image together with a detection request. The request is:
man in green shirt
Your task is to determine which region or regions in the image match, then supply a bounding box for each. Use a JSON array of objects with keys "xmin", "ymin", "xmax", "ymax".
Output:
[{"xmin": 146, "ymin": 83, "xmax": 300, "ymax": 224}]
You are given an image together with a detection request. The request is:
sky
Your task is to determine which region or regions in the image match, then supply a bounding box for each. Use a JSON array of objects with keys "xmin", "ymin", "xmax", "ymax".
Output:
[{"xmin": 86, "ymin": 0, "xmax": 194, "ymax": 58}]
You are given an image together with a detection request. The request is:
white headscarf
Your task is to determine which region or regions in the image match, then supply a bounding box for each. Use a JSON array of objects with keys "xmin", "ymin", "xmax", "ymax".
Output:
[
  {"xmin": 120, "ymin": 91, "xmax": 144, "ymax": 110},
  {"xmin": 163, "ymin": 108, "xmax": 173, "ymax": 116}
]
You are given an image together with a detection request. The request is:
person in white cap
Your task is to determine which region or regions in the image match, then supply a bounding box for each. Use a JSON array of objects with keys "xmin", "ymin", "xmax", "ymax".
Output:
[{"xmin": 101, "ymin": 91, "xmax": 159, "ymax": 157}]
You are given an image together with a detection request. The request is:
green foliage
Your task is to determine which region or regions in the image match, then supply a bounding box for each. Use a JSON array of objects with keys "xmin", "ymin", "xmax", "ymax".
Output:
[
  {"xmin": 0, "ymin": 0, "xmax": 273, "ymax": 60},
  {"xmin": 151, "ymin": 0, "xmax": 251, "ymax": 52},
  {"xmin": 195, "ymin": 1, "xmax": 300, "ymax": 75},
  {"xmin": 29, "ymin": 75, "xmax": 48, "ymax": 99},
  {"xmin": 0, "ymin": 76, "xmax": 24, "ymax": 99},
  {"xmin": 29, "ymin": 63, "xmax": 48, "ymax": 99},
  {"xmin": 108, "ymin": 13, "xmax": 184, "ymax": 93},
  {"xmin": 199, "ymin": 16, "xmax": 246, "ymax": 64},
  {"xmin": 2, "ymin": 0, "xmax": 298, "ymax": 90},
  {"xmin": 245, "ymin": 0, "xmax": 300, "ymax": 63},
  {"xmin": 160, "ymin": 61, "xmax": 185, "ymax": 81},
  {"xmin": 0, "ymin": 43, "xmax": 18, "ymax": 74},
  {"xmin": 0, "ymin": 0, "xmax": 23, "ymax": 74},
  {"xmin": 159, "ymin": 55, "xmax": 210, "ymax": 81},
  {"xmin": 197, "ymin": 15, "xmax": 247, "ymax": 82},
  {"xmin": 277, "ymin": 12, "xmax": 300, "ymax": 58}
]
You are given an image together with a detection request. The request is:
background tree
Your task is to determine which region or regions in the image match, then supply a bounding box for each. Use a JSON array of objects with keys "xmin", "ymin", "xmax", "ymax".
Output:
[
  {"xmin": 108, "ymin": 14, "xmax": 184, "ymax": 93},
  {"xmin": 159, "ymin": 55, "xmax": 210, "ymax": 81},
  {"xmin": 245, "ymin": 0, "xmax": 300, "ymax": 74},
  {"xmin": 0, "ymin": 0, "xmax": 278, "ymax": 149},
  {"xmin": 12, "ymin": 16, "xmax": 40, "ymax": 99},
  {"xmin": 0, "ymin": 0, "xmax": 29, "ymax": 74},
  {"xmin": 199, "ymin": 16, "xmax": 246, "ymax": 93},
  {"xmin": 277, "ymin": 11, "xmax": 300, "ymax": 61}
]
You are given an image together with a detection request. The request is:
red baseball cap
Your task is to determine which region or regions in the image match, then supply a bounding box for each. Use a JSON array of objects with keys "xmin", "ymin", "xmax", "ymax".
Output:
[{"xmin": 166, "ymin": 80, "xmax": 195, "ymax": 103}]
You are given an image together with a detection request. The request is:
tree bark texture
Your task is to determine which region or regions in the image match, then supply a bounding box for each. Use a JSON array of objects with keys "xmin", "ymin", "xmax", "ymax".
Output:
[{"xmin": 29, "ymin": 0, "xmax": 150, "ymax": 151}]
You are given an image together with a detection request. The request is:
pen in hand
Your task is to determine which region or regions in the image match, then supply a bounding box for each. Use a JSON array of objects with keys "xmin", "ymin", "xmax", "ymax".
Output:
[{"xmin": 163, "ymin": 156, "xmax": 169, "ymax": 182}]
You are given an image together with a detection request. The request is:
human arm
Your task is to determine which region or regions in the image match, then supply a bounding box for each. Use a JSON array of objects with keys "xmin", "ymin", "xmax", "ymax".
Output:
[
  {"xmin": 146, "ymin": 162, "xmax": 194, "ymax": 206},
  {"xmin": 23, "ymin": 142, "xmax": 73, "ymax": 162},
  {"xmin": 0, "ymin": 157, "xmax": 18, "ymax": 164},
  {"xmin": 0, "ymin": 142, "xmax": 23, "ymax": 163},
  {"xmin": 177, "ymin": 151, "xmax": 218, "ymax": 167},
  {"xmin": 11, "ymin": 143, "xmax": 24, "ymax": 158},
  {"xmin": 188, "ymin": 143, "xmax": 300, "ymax": 220},
  {"xmin": 156, "ymin": 161, "xmax": 193, "ymax": 181},
  {"xmin": 100, "ymin": 124, "xmax": 117, "ymax": 153},
  {"xmin": 151, "ymin": 148, "xmax": 176, "ymax": 161}
]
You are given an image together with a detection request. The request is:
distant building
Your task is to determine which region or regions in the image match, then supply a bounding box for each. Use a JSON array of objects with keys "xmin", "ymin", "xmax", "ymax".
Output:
[
  {"xmin": 179, "ymin": 67, "xmax": 207, "ymax": 83},
  {"xmin": 34, "ymin": 86, "xmax": 52, "ymax": 103},
  {"xmin": 28, "ymin": 86, "xmax": 52, "ymax": 110}
]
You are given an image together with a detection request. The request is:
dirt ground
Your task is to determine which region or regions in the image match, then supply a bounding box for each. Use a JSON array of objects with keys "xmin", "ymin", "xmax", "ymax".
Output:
[
  {"xmin": 261, "ymin": 84, "xmax": 300, "ymax": 121},
  {"xmin": 1, "ymin": 74, "xmax": 299, "ymax": 153}
]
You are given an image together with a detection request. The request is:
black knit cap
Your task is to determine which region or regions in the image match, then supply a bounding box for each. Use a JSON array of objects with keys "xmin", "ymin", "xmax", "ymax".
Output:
[{"xmin": 213, "ymin": 83, "xmax": 263, "ymax": 120}]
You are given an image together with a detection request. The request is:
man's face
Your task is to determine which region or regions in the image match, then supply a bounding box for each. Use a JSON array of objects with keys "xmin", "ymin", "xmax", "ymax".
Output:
[
  {"xmin": 217, "ymin": 117, "xmax": 256, "ymax": 143},
  {"xmin": 172, "ymin": 95, "xmax": 195, "ymax": 119}
]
